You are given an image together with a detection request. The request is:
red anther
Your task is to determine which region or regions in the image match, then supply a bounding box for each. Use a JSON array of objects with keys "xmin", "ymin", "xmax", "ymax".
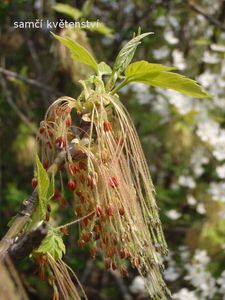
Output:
[
  {"xmin": 46, "ymin": 141, "xmax": 52, "ymax": 149},
  {"xmin": 111, "ymin": 261, "xmax": 117, "ymax": 270},
  {"xmin": 106, "ymin": 247, "xmax": 115, "ymax": 258},
  {"xmin": 75, "ymin": 206, "xmax": 82, "ymax": 217},
  {"xmin": 58, "ymin": 163, "xmax": 64, "ymax": 171},
  {"xmin": 31, "ymin": 177, "xmax": 38, "ymax": 188},
  {"xmin": 67, "ymin": 179, "xmax": 77, "ymax": 191},
  {"xmin": 82, "ymin": 217, "xmax": 89, "ymax": 227},
  {"xmin": 93, "ymin": 225, "xmax": 101, "ymax": 234},
  {"xmin": 106, "ymin": 204, "xmax": 114, "ymax": 216},
  {"xmin": 53, "ymin": 189, "xmax": 61, "ymax": 200},
  {"xmin": 55, "ymin": 136, "xmax": 66, "ymax": 149},
  {"xmin": 120, "ymin": 248, "xmax": 130, "ymax": 259},
  {"xmin": 78, "ymin": 240, "xmax": 86, "ymax": 249},
  {"xmin": 87, "ymin": 175, "xmax": 95, "ymax": 189},
  {"xmin": 103, "ymin": 121, "xmax": 112, "ymax": 132},
  {"xmin": 65, "ymin": 115, "xmax": 72, "ymax": 127},
  {"xmin": 90, "ymin": 247, "xmax": 97, "ymax": 259},
  {"xmin": 96, "ymin": 205, "xmax": 103, "ymax": 217},
  {"xmin": 39, "ymin": 127, "xmax": 45, "ymax": 134},
  {"xmin": 76, "ymin": 191, "xmax": 85, "ymax": 203},
  {"xmin": 116, "ymin": 137, "xmax": 124, "ymax": 146},
  {"xmin": 81, "ymin": 232, "xmax": 90, "ymax": 242},
  {"xmin": 102, "ymin": 235, "xmax": 109, "ymax": 245},
  {"xmin": 60, "ymin": 226, "xmax": 69, "ymax": 235},
  {"xmin": 109, "ymin": 176, "xmax": 119, "ymax": 188},
  {"xmin": 43, "ymin": 160, "xmax": 49, "ymax": 170},
  {"xmin": 53, "ymin": 290, "xmax": 60, "ymax": 300},
  {"xmin": 78, "ymin": 161, "xmax": 86, "ymax": 170},
  {"xmin": 68, "ymin": 163, "xmax": 79, "ymax": 175},
  {"xmin": 133, "ymin": 257, "xmax": 141, "ymax": 268},
  {"xmin": 119, "ymin": 206, "xmax": 125, "ymax": 216},
  {"xmin": 104, "ymin": 258, "xmax": 111, "ymax": 269},
  {"xmin": 79, "ymin": 174, "xmax": 85, "ymax": 184}
]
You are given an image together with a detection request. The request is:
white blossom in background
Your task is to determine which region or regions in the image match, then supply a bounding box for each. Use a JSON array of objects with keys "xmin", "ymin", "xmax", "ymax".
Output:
[
  {"xmin": 216, "ymin": 164, "xmax": 225, "ymax": 179},
  {"xmin": 173, "ymin": 288, "xmax": 198, "ymax": 300},
  {"xmin": 187, "ymin": 195, "xmax": 197, "ymax": 206},
  {"xmin": 185, "ymin": 250, "xmax": 217, "ymax": 298},
  {"xmin": 211, "ymin": 44, "xmax": 225, "ymax": 52},
  {"xmin": 178, "ymin": 175, "xmax": 196, "ymax": 189},
  {"xmin": 172, "ymin": 49, "xmax": 186, "ymax": 70},
  {"xmin": 152, "ymin": 46, "xmax": 170, "ymax": 60},
  {"xmin": 154, "ymin": 15, "xmax": 166, "ymax": 26},
  {"xmin": 196, "ymin": 119, "xmax": 220, "ymax": 143},
  {"xmin": 209, "ymin": 182, "xmax": 225, "ymax": 202},
  {"xmin": 151, "ymin": 94, "xmax": 170, "ymax": 123},
  {"xmin": 164, "ymin": 252, "xmax": 181, "ymax": 281},
  {"xmin": 165, "ymin": 209, "xmax": 181, "ymax": 220},
  {"xmin": 196, "ymin": 203, "xmax": 206, "ymax": 215},
  {"xmin": 129, "ymin": 276, "xmax": 146, "ymax": 294},
  {"xmin": 202, "ymin": 50, "xmax": 220, "ymax": 64},
  {"xmin": 179, "ymin": 246, "xmax": 190, "ymax": 261},
  {"xmin": 217, "ymin": 270, "xmax": 225, "ymax": 295},
  {"xmin": 197, "ymin": 71, "xmax": 218, "ymax": 89},
  {"xmin": 190, "ymin": 147, "xmax": 209, "ymax": 177},
  {"xmin": 129, "ymin": 82, "xmax": 153, "ymax": 104},
  {"xmin": 164, "ymin": 29, "xmax": 178, "ymax": 45}
]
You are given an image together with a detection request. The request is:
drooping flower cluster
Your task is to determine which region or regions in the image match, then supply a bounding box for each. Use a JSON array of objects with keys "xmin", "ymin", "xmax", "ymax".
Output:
[{"xmin": 35, "ymin": 91, "xmax": 170, "ymax": 299}]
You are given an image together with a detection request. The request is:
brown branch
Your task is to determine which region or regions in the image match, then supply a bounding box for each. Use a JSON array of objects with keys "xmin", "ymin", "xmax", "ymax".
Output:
[
  {"xmin": 109, "ymin": 270, "xmax": 133, "ymax": 300},
  {"xmin": 8, "ymin": 223, "xmax": 48, "ymax": 261},
  {"xmin": 0, "ymin": 74, "xmax": 36, "ymax": 133},
  {"xmin": 0, "ymin": 144, "xmax": 86, "ymax": 260},
  {"xmin": 189, "ymin": 2, "xmax": 225, "ymax": 31},
  {"xmin": 0, "ymin": 67, "xmax": 62, "ymax": 96}
]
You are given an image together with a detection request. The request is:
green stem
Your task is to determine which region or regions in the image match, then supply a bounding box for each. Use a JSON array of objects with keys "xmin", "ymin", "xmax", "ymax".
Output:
[
  {"xmin": 110, "ymin": 79, "xmax": 128, "ymax": 95},
  {"xmin": 56, "ymin": 211, "xmax": 95, "ymax": 230}
]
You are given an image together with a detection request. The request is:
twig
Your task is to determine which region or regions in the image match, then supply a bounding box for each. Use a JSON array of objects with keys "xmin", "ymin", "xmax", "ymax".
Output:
[
  {"xmin": 0, "ymin": 74, "xmax": 36, "ymax": 133},
  {"xmin": 8, "ymin": 223, "xmax": 48, "ymax": 261},
  {"xmin": 0, "ymin": 145, "xmax": 86, "ymax": 260},
  {"xmin": 109, "ymin": 270, "xmax": 133, "ymax": 300},
  {"xmin": 0, "ymin": 67, "xmax": 62, "ymax": 96},
  {"xmin": 189, "ymin": 2, "xmax": 225, "ymax": 31}
]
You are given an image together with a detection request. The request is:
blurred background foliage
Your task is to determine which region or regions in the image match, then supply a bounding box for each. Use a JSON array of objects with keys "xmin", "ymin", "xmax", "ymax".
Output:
[{"xmin": 0, "ymin": 0, "xmax": 225, "ymax": 299}]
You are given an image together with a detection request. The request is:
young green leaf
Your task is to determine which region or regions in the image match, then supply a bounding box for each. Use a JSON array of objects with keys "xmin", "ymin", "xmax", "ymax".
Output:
[
  {"xmin": 131, "ymin": 71, "xmax": 211, "ymax": 98},
  {"xmin": 36, "ymin": 228, "xmax": 66, "ymax": 260},
  {"xmin": 86, "ymin": 22, "xmax": 113, "ymax": 36},
  {"xmin": 52, "ymin": 3, "xmax": 82, "ymax": 19},
  {"xmin": 113, "ymin": 32, "xmax": 153, "ymax": 75},
  {"xmin": 36, "ymin": 154, "xmax": 50, "ymax": 218},
  {"xmin": 98, "ymin": 62, "xmax": 112, "ymax": 76},
  {"xmin": 125, "ymin": 60, "xmax": 176, "ymax": 81},
  {"xmin": 122, "ymin": 60, "xmax": 211, "ymax": 98},
  {"xmin": 52, "ymin": 32, "xmax": 98, "ymax": 73}
]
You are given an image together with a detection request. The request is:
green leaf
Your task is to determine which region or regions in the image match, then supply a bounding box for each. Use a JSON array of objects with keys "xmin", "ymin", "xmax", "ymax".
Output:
[
  {"xmin": 87, "ymin": 22, "xmax": 113, "ymax": 36},
  {"xmin": 113, "ymin": 32, "xmax": 153, "ymax": 74},
  {"xmin": 125, "ymin": 60, "xmax": 176, "ymax": 81},
  {"xmin": 47, "ymin": 174, "xmax": 55, "ymax": 201},
  {"xmin": 36, "ymin": 154, "xmax": 50, "ymax": 219},
  {"xmin": 52, "ymin": 3, "xmax": 82, "ymax": 19},
  {"xmin": 98, "ymin": 62, "xmax": 112, "ymax": 76},
  {"xmin": 124, "ymin": 61, "xmax": 211, "ymax": 98},
  {"xmin": 52, "ymin": 32, "xmax": 98, "ymax": 72},
  {"xmin": 36, "ymin": 227, "xmax": 66, "ymax": 260}
]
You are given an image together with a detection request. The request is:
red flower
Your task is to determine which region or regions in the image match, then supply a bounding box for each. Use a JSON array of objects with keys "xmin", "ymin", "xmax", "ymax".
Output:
[
  {"xmin": 103, "ymin": 121, "xmax": 112, "ymax": 132},
  {"xmin": 31, "ymin": 177, "xmax": 38, "ymax": 188},
  {"xmin": 67, "ymin": 179, "xmax": 77, "ymax": 191},
  {"xmin": 109, "ymin": 176, "xmax": 119, "ymax": 188},
  {"xmin": 55, "ymin": 136, "xmax": 66, "ymax": 149},
  {"xmin": 65, "ymin": 115, "xmax": 72, "ymax": 127}
]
